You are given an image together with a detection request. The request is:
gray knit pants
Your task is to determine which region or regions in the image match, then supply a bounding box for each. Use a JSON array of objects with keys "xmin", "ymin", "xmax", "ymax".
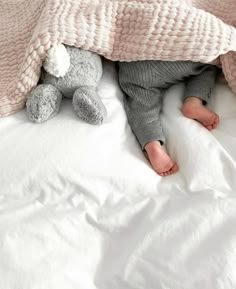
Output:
[{"xmin": 118, "ymin": 60, "xmax": 217, "ymax": 149}]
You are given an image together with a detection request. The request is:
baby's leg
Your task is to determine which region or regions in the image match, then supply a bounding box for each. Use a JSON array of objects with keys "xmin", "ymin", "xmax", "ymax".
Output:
[
  {"xmin": 118, "ymin": 61, "xmax": 178, "ymax": 176},
  {"xmin": 182, "ymin": 65, "xmax": 219, "ymax": 130}
]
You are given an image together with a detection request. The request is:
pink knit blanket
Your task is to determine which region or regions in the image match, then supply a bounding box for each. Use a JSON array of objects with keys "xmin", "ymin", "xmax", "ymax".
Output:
[{"xmin": 1, "ymin": 0, "xmax": 236, "ymax": 117}]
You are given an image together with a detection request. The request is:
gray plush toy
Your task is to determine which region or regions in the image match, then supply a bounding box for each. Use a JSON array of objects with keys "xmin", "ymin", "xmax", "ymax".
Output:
[{"xmin": 26, "ymin": 44, "xmax": 106, "ymax": 124}]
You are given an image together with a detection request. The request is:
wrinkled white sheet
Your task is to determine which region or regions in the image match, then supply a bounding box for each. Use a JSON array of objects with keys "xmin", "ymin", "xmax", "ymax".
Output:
[{"xmin": 1, "ymin": 60, "xmax": 236, "ymax": 289}]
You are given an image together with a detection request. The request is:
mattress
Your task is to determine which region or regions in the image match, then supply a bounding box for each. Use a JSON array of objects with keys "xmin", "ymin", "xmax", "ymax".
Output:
[{"xmin": 1, "ymin": 59, "xmax": 236, "ymax": 289}]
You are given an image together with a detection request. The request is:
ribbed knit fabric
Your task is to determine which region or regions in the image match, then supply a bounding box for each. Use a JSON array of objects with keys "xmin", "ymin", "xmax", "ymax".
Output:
[
  {"xmin": 118, "ymin": 61, "xmax": 217, "ymax": 149},
  {"xmin": 1, "ymin": 0, "xmax": 236, "ymax": 117}
]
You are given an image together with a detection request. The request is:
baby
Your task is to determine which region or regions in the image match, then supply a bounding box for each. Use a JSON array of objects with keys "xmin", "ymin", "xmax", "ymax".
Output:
[{"xmin": 118, "ymin": 60, "xmax": 219, "ymax": 176}]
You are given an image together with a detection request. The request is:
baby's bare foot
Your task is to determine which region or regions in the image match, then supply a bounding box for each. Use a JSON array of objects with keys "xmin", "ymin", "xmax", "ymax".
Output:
[
  {"xmin": 145, "ymin": 141, "xmax": 178, "ymax": 176},
  {"xmin": 182, "ymin": 96, "xmax": 219, "ymax": 130}
]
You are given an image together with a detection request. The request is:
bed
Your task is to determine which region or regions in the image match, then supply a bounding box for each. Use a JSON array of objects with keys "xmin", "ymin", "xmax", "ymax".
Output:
[{"xmin": 1, "ymin": 58, "xmax": 236, "ymax": 289}]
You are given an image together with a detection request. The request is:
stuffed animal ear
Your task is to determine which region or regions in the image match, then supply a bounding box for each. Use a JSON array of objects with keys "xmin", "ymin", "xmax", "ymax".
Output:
[{"xmin": 43, "ymin": 44, "xmax": 70, "ymax": 78}]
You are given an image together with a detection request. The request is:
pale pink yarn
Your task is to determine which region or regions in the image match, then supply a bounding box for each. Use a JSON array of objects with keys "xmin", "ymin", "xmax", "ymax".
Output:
[{"xmin": 1, "ymin": 0, "xmax": 236, "ymax": 116}]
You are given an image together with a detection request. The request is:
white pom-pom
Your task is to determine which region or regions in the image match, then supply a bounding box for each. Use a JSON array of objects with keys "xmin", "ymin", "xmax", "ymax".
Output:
[{"xmin": 43, "ymin": 44, "xmax": 70, "ymax": 78}]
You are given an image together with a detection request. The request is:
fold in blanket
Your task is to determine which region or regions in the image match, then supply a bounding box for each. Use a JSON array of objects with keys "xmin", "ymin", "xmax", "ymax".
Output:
[{"xmin": 1, "ymin": 0, "xmax": 236, "ymax": 117}]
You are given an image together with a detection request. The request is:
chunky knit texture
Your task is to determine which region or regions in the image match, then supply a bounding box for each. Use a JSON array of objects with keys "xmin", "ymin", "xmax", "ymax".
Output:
[{"xmin": 1, "ymin": 0, "xmax": 236, "ymax": 116}]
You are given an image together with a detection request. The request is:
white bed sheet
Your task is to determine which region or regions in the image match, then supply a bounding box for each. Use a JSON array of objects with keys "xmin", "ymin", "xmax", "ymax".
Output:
[{"xmin": 1, "ymin": 60, "xmax": 236, "ymax": 289}]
